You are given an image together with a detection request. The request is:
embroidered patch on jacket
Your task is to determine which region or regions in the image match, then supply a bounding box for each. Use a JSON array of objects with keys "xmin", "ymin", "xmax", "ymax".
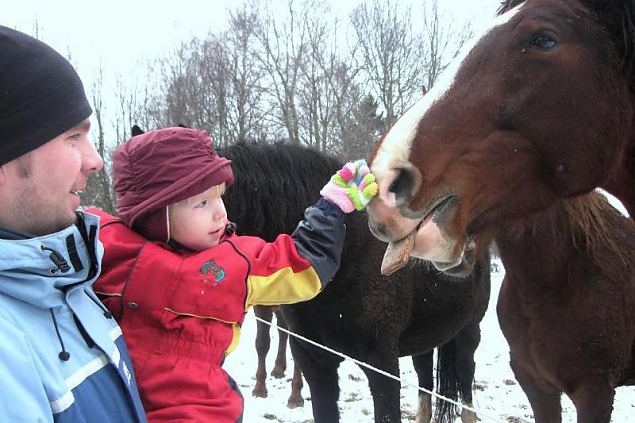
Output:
[{"xmin": 200, "ymin": 259, "xmax": 226, "ymax": 285}]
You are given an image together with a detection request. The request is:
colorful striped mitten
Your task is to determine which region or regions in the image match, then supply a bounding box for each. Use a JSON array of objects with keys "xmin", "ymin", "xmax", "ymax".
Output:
[{"xmin": 320, "ymin": 160, "xmax": 379, "ymax": 213}]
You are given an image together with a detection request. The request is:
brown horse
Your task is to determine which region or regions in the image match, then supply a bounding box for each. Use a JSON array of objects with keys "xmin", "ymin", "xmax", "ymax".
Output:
[
  {"xmin": 493, "ymin": 192, "xmax": 635, "ymax": 422},
  {"xmin": 367, "ymin": 0, "xmax": 634, "ymax": 279},
  {"xmin": 364, "ymin": 1, "xmax": 635, "ymax": 421}
]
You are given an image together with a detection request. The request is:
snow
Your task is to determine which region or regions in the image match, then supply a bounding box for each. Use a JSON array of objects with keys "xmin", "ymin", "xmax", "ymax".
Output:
[{"xmin": 224, "ymin": 257, "xmax": 635, "ymax": 422}]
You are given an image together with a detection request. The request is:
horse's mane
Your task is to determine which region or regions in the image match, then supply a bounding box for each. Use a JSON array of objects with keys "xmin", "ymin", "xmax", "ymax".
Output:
[
  {"xmin": 220, "ymin": 142, "xmax": 342, "ymax": 241},
  {"xmin": 564, "ymin": 193, "xmax": 633, "ymax": 269},
  {"xmin": 497, "ymin": 0, "xmax": 635, "ymax": 86},
  {"xmin": 506, "ymin": 191, "xmax": 634, "ymax": 276}
]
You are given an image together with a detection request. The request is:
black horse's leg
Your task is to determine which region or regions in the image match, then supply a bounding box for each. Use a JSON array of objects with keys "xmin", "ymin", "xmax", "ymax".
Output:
[
  {"xmin": 510, "ymin": 353, "xmax": 562, "ymax": 423},
  {"xmin": 568, "ymin": 381, "xmax": 615, "ymax": 423},
  {"xmin": 411, "ymin": 351, "xmax": 433, "ymax": 423},
  {"xmin": 453, "ymin": 321, "xmax": 481, "ymax": 423},
  {"xmin": 360, "ymin": 347, "xmax": 401, "ymax": 423},
  {"xmin": 271, "ymin": 307, "xmax": 288, "ymax": 378},
  {"xmin": 252, "ymin": 305, "xmax": 273, "ymax": 398},
  {"xmin": 289, "ymin": 337, "xmax": 341, "ymax": 422}
]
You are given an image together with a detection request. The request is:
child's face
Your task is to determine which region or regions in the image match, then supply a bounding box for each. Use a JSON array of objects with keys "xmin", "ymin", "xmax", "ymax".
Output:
[{"xmin": 169, "ymin": 185, "xmax": 228, "ymax": 251}]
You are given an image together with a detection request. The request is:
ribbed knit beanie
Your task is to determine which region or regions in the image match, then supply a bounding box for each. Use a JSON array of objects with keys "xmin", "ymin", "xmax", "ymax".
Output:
[
  {"xmin": 113, "ymin": 127, "xmax": 234, "ymax": 242},
  {"xmin": 0, "ymin": 25, "xmax": 92, "ymax": 165}
]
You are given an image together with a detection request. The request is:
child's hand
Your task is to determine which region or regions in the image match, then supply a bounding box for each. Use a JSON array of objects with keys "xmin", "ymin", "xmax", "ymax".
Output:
[{"xmin": 320, "ymin": 160, "xmax": 379, "ymax": 213}]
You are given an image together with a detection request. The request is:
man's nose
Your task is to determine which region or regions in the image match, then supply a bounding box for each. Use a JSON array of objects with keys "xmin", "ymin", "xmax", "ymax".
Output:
[{"xmin": 82, "ymin": 138, "xmax": 104, "ymax": 173}]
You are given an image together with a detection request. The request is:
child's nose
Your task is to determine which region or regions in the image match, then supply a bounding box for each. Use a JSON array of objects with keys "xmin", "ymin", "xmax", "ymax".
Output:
[{"xmin": 212, "ymin": 203, "xmax": 227, "ymax": 221}]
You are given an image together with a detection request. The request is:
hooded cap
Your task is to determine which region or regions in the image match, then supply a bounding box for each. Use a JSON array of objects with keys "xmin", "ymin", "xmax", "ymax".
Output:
[
  {"xmin": 0, "ymin": 25, "xmax": 92, "ymax": 165},
  {"xmin": 113, "ymin": 127, "xmax": 233, "ymax": 242}
]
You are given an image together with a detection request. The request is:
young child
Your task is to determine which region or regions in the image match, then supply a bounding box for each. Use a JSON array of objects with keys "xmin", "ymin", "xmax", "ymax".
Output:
[{"xmin": 89, "ymin": 127, "xmax": 377, "ymax": 422}]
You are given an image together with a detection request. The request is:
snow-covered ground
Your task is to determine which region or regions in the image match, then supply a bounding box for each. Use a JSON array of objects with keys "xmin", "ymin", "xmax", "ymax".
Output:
[{"xmin": 224, "ymin": 257, "xmax": 634, "ymax": 422}]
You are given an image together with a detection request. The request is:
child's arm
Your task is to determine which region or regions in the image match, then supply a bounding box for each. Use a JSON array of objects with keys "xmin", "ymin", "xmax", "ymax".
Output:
[
  {"xmin": 295, "ymin": 160, "xmax": 378, "ymax": 283},
  {"xmin": 244, "ymin": 161, "xmax": 378, "ymax": 307}
]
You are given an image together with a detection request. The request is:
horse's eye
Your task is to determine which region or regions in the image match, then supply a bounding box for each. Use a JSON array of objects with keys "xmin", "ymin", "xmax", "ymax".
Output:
[{"xmin": 530, "ymin": 34, "xmax": 557, "ymax": 51}]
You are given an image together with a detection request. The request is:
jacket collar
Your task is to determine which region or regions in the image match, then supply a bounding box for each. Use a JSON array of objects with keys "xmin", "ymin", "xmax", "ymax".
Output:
[{"xmin": 0, "ymin": 211, "xmax": 104, "ymax": 309}]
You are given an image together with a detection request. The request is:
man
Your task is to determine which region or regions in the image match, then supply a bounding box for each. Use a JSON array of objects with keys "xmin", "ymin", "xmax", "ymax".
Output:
[{"xmin": 0, "ymin": 25, "xmax": 146, "ymax": 422}]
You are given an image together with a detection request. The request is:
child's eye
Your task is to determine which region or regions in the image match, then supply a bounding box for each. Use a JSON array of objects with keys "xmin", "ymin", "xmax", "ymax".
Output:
[{"xmin": 195, "ymin": 200, "xmax": 208, "ymax": 208}]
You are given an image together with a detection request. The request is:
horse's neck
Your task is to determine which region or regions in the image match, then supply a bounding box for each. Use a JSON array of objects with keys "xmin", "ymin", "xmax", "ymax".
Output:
[
  {"xmin": 494, "ymin": 201, "xmax": 578, "ymax": 289},
  {"xmin": 604, "ymin": 114, "xmax": 635, "ymax": 217},
  {"xmin": 603, "ymin": 158, "xmax": 635, "ymax": 218}
]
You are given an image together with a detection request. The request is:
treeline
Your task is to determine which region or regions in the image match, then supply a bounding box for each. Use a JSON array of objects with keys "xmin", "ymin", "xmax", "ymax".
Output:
[{"xmin": 84, "ymin": 0, "xmax": 471, "ymax": 212}]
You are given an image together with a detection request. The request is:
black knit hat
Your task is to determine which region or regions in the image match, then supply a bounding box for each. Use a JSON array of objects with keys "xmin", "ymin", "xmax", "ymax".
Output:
[{"xmin": 0, "ymin": 25, "xmax": 92, "ymax": 166}]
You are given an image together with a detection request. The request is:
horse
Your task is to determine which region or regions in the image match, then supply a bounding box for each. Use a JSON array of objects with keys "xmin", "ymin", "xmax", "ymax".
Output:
[
  {"xmin": 367, "ymin": 0, "xmax": 634, "ymax": 280},
  {"xmin": 219, "ymin": 142, "xmax": 491, "ymax": 423},
  {"xmin": 251, "ymin": 304, "xmax": 305, "ymax": 409},
  {"xmin": 363, "ymin": 2, "xmax": 635, "ymax": 421}
]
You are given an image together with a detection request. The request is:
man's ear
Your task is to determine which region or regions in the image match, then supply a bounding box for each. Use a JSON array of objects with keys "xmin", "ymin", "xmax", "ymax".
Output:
[{"xmin": 0, "ymin": 165, "xmax": 6, "ymax": 185}]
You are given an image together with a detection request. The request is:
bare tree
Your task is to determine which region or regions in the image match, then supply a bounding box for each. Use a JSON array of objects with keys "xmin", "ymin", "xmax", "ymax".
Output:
[
  {"xmin": 253, "ymin": 0, "xmax": 311, "ymax": 144},
  {"xmin": 83, "ymin": 65, "xmax": 116, "ymax": 212},
  {"xmin": 132, "ymin": 5, "xmax": 273, "ymax": 147},
  {"xmin": 350, "ymin": 0, "xmax": 425, "ymax": 129},
  {"xmin": 218, "ymin": 6, "xmax": 271, "ymax": 144},
  {"xmin": 349, "ymin": 0, "xmax": 473, "ymax": 131},
  {"xmin": 295, "ymin": 3, "xmax": 344, "ymax": 152},
  {"xmin": 99, "ymin": 0, "xmax": 474, "ymax": 161},
  {"xmin": 421, "ymin": 0, "xmax": 473, "ymax": 90},
  {"xmin": 113, "ymin": 75, "xmax": 149, "ymax": 144}
]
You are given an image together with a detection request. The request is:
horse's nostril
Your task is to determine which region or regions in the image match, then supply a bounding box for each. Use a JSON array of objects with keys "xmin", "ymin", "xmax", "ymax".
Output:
[
  {"xmin": 368, "ymin": 217, "xmax": 391, "ymax": 242},
  {"xmin": 388, "ymin": 168, "xmax": 415, "ymax": 204}
]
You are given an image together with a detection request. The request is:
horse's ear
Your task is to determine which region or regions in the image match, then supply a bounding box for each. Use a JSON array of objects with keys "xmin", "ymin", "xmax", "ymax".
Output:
[
  {"xmin": 581, "ymin": 0, "xmax": 635, "ymax": 73},
  {"xmin": 581, "ymin": 0, "xmax": 634, "ymax": 13},
  {"xmin": 580, "ymin": 0, "xmax": 635, "ymax": 27},
  {"xmin": 131, "ymin": 125, "xmax": 145, "ymax": 136},
  {"xmin": 497, "ymin": 0, "xmax": 523, "ymax": 15}
]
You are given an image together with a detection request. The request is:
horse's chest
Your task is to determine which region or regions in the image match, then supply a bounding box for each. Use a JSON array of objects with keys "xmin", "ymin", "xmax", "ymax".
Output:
[{"xmin": 498, "ymin": 276, "xmax": 576, "ymax": 388}]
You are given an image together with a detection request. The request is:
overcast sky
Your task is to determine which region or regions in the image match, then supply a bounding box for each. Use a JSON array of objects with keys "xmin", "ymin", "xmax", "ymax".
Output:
[{"xmin": 1, "ymin": 0, "xmax": 502, "ymax": 92}]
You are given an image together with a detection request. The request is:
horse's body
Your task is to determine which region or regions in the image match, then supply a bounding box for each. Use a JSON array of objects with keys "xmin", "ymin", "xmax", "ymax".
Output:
[
  {"xmin": 221, "ymin": 142, "xmax": 491, "ymax": 423},
  {"xmin": 496, "ymin": 192, "xmax": 634, "ymax": 422},
  {"xmin": 363, "ymin": 2, "xmax": 635, "ymax": 421}
]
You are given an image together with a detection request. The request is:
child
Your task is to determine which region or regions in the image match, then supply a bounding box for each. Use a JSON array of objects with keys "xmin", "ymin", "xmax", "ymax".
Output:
[{"xmin": 89, "ymin": 126, "xmax": 377, "ymax": 422}]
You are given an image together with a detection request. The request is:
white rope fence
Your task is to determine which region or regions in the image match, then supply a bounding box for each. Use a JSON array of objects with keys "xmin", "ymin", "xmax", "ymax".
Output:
[{"xmin": 253, "ymin": 315, "xmax": 530, "ymax": 423}]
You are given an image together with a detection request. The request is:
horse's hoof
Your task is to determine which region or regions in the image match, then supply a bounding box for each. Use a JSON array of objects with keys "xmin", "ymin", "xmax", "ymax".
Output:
[
  {"xmin": 252, "ymin": 387, "xmax": 268, "ymax": 398},
  {"xmin": 461, "ymin": 407, "xmax": 478, "ymax": 423},
  {"xmin": 271, "ymin": 366, "xmax": 286, "ymax": 378},
  {"xmin": 287, "ymin": 396, "xmax": 304, "ymax": 409}
]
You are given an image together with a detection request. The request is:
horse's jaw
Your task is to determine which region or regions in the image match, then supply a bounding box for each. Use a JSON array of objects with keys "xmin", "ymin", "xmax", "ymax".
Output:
[{"xmin": 367, "ymin": 196, "xmax": 472, "ymax": 276}]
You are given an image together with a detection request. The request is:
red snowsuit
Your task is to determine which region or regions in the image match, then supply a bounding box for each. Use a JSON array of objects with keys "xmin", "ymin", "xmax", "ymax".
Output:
[{"xmin": 90, "ymin": 203, "xmax": 344, "ymax": 423}]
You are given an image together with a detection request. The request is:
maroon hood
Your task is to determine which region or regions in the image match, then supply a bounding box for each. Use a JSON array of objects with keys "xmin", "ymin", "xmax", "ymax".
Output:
[{"xmin": 113, "ymin": 127, "xmax": 233, "ymax": 242}]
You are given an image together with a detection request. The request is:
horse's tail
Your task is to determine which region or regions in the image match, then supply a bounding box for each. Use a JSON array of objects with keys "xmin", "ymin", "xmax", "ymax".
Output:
[{"xmin": 434, "ymin": 340, "xmax": 460, "ymax": 423}]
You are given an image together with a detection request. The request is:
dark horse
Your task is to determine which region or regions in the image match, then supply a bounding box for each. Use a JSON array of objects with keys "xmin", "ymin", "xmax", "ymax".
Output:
[
  {"xmin": 220, "ymin": 142, "xmax": 491, "ymax": 423},
  {"xmin": 365, "ymin": 1, "xmax": 635, "ymax": 421},
  {"xmin": 249, "ymin": 305, "xmax": 305, "ymax": 408}
]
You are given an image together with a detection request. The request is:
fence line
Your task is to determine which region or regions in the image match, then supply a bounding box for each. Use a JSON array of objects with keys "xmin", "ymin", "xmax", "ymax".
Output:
[{"xmin": 253, "ymin": 315, "xmax": 528, "ymax": 423}]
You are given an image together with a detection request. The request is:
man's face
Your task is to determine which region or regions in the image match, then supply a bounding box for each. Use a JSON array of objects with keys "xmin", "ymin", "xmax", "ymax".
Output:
[{"xmin": 0, "ymin": 119, "xmax": 103, "ymax": 236}]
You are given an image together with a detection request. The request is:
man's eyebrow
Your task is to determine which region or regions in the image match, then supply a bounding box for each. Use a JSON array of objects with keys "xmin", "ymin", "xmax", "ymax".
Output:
[{"xmin": 70, "ymin": 120, "xmax": 91, "ymax": 133}]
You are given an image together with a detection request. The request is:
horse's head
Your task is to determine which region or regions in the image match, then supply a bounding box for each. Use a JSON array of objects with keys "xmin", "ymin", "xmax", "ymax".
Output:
[{"xmin": 368, "ymin": 0, "xmax": 635, "ymax": 275}]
